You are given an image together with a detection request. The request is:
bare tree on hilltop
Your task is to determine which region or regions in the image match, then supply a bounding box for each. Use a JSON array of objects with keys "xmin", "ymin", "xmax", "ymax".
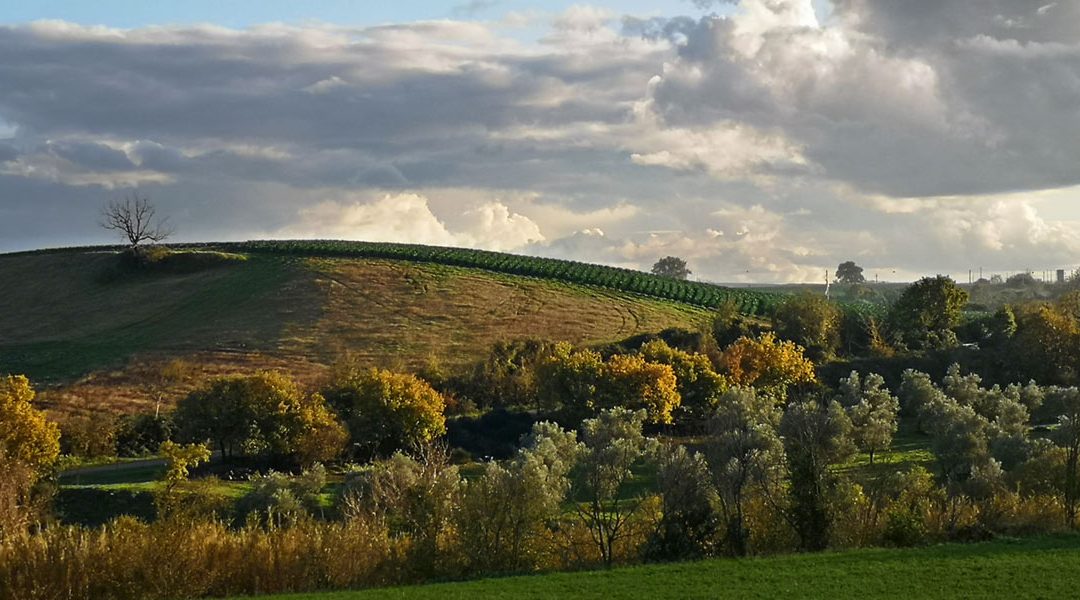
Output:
[{"xmin": 101, "ymin": 193, "xmax": 174, "ymax": 250}]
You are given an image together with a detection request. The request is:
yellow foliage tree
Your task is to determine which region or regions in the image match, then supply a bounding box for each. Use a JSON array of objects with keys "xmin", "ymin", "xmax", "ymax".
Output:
[
  {"xmin": 295, "ymin": 393, "xmax": 350, "ymax": 468},
  {"xmin": 323, "ymin": 368, "xmax": 447, "ymax": 459},
  {"xmin": 537, "ymin": 342, "xmax": 682, "ymax": 424},
  {"xmin": 600, "ymin": 354, "xmax": 681, "ymax": 425},
  {"xmin": 719, "ymin": 333, "xmax": 816, "ymax": 401},
  {"xmin": 0, "ymin": 375, "xmax": 60, "ymax": 477},
  {"xmin": 0, "ymin": 375, "xmax": 61, "ymax": 536},
  {"xmin": 639, "ymin": 340, "xmax": 728, "ymax": 421}
]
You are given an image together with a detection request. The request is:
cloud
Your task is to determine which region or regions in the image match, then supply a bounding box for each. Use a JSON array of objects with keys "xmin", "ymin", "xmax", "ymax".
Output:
[
  {"xmin": 279, "ymin": 193, "xmax": 543, "ymax": 252},
  {"xmin": 1, "ymin": 6, "xmax": 1080, "ymax": 282}
]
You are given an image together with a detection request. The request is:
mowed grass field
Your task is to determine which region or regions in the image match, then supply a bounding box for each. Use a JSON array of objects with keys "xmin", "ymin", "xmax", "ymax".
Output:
[
  {"xmin": 0, "ymin": 250, "xmax": 707, "ymax": 417},
  {"xmin": 238, "ymin": 535, "xmax": 1080, "ymax": 600}
]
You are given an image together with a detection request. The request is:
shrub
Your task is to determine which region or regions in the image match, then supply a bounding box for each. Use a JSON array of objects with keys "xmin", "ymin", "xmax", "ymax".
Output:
[
  {"xmin": 239, "ymin": 465, "xmax": 328, "ymax": 526},
  {"xmin": 59, "ymin": 413, "xmax": 118, "ymax": 459},
  {"xmin": 115, "ymin": 413, "xmax": 174, "ymax": 457}
]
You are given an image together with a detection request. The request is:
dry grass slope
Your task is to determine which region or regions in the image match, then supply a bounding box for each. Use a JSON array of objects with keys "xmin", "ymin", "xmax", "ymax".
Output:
[{"xmin": 0, "ymin": 252, "xmax": 706, "ymax": 418}]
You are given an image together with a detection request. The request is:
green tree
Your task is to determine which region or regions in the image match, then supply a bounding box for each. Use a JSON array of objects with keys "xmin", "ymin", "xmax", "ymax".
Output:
[
  {"xmin": 323, "ymin": 368, "xmax": 447, "ymax": 460},
  {"xmin": 646, "ymin": 444, "xmax": 720, "ymax": 561},
  {"xmin": 888, "ymin": 275, "xmax": 968, "ymax": 349},
  {"xmin": 779, "ymin": 398, "xmax": 855, "ymax": 551},
  {"xmin": 175, "ymin": 371, "xmax": 345, "ymax": 464},
  {"xmin": 458, "ymin": 421, "xmax": 582, "ymax": 573},
  {"xmin": 705, "ymin": 387, "xmax": 783, "ymax": 556},
  {"xmin": 921, "ymin": 397, "xmax": 989, "ymax": 486},
  {"xmin": 772, "ymin": 293, "xmax": 842, "ymax": 359},
  {"xmin": 837, "ymin": 372, "xmax": 899, "ymax": 465},
  {"xmin": 1049, "ymin": 387, "xmax": 1080, "ymax": 527},
  {"xmin": 835, "ymin": 261, "xmax": 866, "ymax": 285},
  {"xmin": 651, "ymin": 256, "xmax": 691, "ymax": 280},
  {"xmin": 573, "ymin": 408, "xmax": 656, "ymax": 567},
  {"xmin": 898, "ymin": 369, "xmax": 947, "ymax": 425}
]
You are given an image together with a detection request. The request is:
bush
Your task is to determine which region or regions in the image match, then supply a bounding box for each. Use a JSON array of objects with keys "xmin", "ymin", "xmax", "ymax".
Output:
[
  {"xmin": 59, "ymin": 413, "xmax": 117, "ymax": 459},
  {"xmin": 239, "ymin": 466, "xmax": 328, "ymax": 526},
  {"xmin": 115, "ymin": 413, "xmax": 174, "ymax": 457}
]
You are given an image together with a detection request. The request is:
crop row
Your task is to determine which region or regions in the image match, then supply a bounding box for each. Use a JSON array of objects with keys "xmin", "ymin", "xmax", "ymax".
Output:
[{"xmin": 213, "ymin": 240, "xmax": 785, "ymax": 316}]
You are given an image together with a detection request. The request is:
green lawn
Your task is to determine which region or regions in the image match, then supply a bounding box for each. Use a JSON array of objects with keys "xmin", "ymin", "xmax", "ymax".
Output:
[{"xmin": 236, "ymin": 534, "xmax": 1080, "ymax": 599}]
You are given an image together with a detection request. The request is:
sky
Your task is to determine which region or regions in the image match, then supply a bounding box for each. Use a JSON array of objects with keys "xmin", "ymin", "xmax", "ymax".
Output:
[{"xmin": 0, "ymin": 0, "xmax": 1078, "ymax": 283}]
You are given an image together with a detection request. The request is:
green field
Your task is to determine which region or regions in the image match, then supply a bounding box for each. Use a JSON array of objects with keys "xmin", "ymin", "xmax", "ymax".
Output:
[{"xmin": 238, "ymin": 534, "xmax": 1080, "ymax": 599}]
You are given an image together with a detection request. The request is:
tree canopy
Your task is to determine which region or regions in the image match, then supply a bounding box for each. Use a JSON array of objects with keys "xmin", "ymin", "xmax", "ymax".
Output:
[
  {"xmin": 651, "ymin": 256, "xmax": 691, "ymax": 280},
  {"xmin": 835, "ymin": 261, "xmax": 865, "ymax": 285}
]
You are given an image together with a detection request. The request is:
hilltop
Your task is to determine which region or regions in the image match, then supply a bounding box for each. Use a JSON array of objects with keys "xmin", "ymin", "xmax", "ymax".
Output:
[{"xmin": 0, "ymin": 241, "xmax": 782, "ymax": 417}]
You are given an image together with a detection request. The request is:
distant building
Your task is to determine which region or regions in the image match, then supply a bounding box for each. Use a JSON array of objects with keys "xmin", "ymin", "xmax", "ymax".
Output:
[{"xmin": 1058, "ymin": 269, "xmax": 1066, "ymax": 284}]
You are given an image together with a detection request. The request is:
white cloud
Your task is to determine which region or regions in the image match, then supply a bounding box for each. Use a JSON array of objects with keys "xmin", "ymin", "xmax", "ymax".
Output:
[{"xmin": 280, "ymin": 193, "xmax": 543, "ymax": 252}]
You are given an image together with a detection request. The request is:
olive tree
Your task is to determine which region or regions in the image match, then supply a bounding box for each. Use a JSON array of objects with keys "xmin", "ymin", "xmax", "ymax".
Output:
[
  {"xmin": 1050, "ymin": 387, "xmax": 1080, "ymax": 526},
  {"xmin": 779, "ymin": 398, "xmax": 855, "ymax": 551},
  {"xmin": 837, "ymin": 372, "xmax": 899, "ymax": 465},
  {"xmin": 457, "ymin": 421, "xmax": 582, "ymax": 573},
  {"xmin": 573, "ymin": 407, "xmax": 657, "ymax": 567},
  {"xmin": 705, "ymin": 387, "xmax": 783, "ymax": 556}
]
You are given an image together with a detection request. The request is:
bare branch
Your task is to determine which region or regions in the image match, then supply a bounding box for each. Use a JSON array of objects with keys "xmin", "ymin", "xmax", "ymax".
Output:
[{"xmin": 100, "ymin": 193, "xmax": 173, "ymax": 248}]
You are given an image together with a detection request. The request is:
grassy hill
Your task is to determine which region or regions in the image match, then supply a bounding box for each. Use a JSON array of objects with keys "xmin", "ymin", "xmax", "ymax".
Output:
[
  {"xmin": 0, "ymin": 242, "xmax": 747, "ymax": 417},
  {"xmin": 243, "ymin": 535, "xmax": 1080, "ymax": 600}
]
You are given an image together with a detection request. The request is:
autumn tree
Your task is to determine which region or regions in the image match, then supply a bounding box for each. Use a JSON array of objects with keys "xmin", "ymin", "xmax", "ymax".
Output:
[
  {"xmin": 837, "ymin": 371, "xmax": 899, "ymax": 465},
  {"xmin": 175, "ymin": 371, "xmax": 347, "ymax": 465},
  {"xmin": 599, "ymin": 354, "xmax": 681, "ymax": 425},
  {"xmin": 323, "ymin": 368, "xmax": 446, "ymax": 460},
  {"xmin": 145, "ymin": 358, "xmax": 193, "ymax": 418},
  {"xmin": 719, "ymin": 333, "xmax": 816, "ymax": 402},
  {"xmin": 535, "ymin": 342, "xmax": 605, "ymax": 415},
  {"xmin": 100, "ymin": 193, "xmax": 173, "ymax": 249},
  {"xmin": 0, "ymin": 375, "xmax": 61, "ymax": 536},
  {"xmin": 1009, "ymin": 302, "xmax": 1079, "ymax": 385},
  {"xmin": 651, "ymin": 256, "xmax": 691, "ymax": 280},
  {"xmin": 772, "ymin": 293, "xmax": 842, "ymax": 359},
  {"xmin": 835, "ymin": 261, "xmax": 865, "ymax": 285},
  {"xmin": 639, "ymin": 340, "xmax": 728, "ymax": 423},
  {"xmin": 705, "ymin": 387, "xmax": 783, "ymax": 556},
  {"xmin": 537, "ymin": 343, "xmax": 681, "ymax": 424}
]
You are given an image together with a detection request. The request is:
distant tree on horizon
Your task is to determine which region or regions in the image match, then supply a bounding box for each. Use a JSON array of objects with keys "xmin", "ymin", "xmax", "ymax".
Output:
[
  {"xmin": 652, "ymin": 256, "xmax": 691, "ymax": 280},
  {"xmin": 835, "ymin": 261, "xmax": 865, "ymax": 285}
]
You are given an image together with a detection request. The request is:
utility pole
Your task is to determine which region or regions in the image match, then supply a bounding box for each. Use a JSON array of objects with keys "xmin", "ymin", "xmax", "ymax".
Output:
[{"xmin": 824, "ymin": 269, "xmax": 831, "ymax": 299}]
